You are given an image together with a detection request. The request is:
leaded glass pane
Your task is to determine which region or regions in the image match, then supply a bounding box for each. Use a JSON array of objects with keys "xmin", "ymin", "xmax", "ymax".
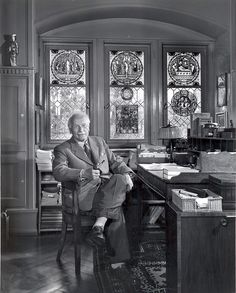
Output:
[
  {"xmin": 167, "ymin": 88, "xmax": 201, "ymax": 138},
  {"xmin": 50, "ymin": 49, "xmax": 86, "ymax": 85},
  {"xmin": 109, "ymin": 51, "xmax": 144, "ymax": 86},
  {"xmin": 50, "ymin": 87, "xmax": 86, "ymax": 140},
  {"xmin": 110, "ymin": 87, "xmax": 145, "ymax": 139},
  {"xmin": 167, "ymin": 52, "xmax": 201, "ymax": 86},
  {"xmin": 109, "ymin": 49, "xmax": 145, "ymax": 140}
]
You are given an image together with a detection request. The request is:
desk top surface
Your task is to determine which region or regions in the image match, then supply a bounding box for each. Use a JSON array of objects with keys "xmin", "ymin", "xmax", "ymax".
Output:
[{"xmin": 137, "ymin": 163, "xmax": 208, "ymax": 183}]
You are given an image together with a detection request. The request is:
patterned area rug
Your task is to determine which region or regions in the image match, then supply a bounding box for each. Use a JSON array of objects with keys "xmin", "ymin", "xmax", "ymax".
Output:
[{"xmin": 94, "ymin": 241, "xmax": 166, "ymax": 293}]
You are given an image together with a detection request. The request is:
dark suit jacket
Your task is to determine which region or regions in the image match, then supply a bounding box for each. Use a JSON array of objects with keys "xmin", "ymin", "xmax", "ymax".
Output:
[{"xmin": 53, "ymin": 136, "xmax": 133, "ymax": 210}]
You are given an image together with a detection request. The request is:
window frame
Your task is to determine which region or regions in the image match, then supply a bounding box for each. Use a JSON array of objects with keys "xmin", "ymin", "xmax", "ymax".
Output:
[
  {"xmin": 162, "ymin": 45, "xmax": 207, "ymax": 131},
  {"xmin": 42, "ymin": 41, "xmax": 92, "ymax": 146},
  {"xmin": 104, "ymin": 43, "xmax": 151, "ymax": 148}
]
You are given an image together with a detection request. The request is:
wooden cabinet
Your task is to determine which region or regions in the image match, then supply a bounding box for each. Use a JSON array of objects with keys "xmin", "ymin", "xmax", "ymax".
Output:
[
  {"xmin": 1, "ymin": 68, "xmax": 36, "ymax": 235},
  {"xmin": 1, "ymin": 76, "xmax": 28, "ymax": 209},
  {"xmin": 166, "ymin": 202, "xmax": 236, "ymax": 293},
  {"xmin": 1, "ymin": 67, "xmax": 37, "ymax": 234},
  {"xmin": 37, "ymin": 171, "xmax": 62, "ymax": 233}
]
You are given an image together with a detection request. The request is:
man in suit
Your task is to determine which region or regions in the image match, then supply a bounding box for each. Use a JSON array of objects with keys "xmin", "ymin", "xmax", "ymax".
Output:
[{"xmin": 53, "ymin": 111, "xmax": 134, "ymax": 268}]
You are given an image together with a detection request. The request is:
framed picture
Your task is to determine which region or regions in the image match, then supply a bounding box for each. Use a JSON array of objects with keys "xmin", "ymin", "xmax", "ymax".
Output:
[
  {"xmin": 217, "ymin": 73, "xmax": 228, "ymax": 107},
  {"xmin": 215, "ymin": 111, "xmax": 228, "ymax": 128}
]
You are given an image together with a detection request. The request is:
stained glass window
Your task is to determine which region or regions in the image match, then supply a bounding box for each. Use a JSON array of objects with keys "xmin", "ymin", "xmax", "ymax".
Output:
[
  {"xmin": 108, "ymin": 50, "xmax": 145, "ymax": 140},
  {"xmin": 49, "ymin": 49, "xmax": 87, "ymax": 140},
  {"xmin": 165, "ymin": 51, "xmax": 202, "ymax": 138}
]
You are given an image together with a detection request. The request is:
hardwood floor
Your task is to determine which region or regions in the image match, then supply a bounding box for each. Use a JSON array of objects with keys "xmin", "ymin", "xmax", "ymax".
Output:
[{"xmin": 1, "ymin": 233, "xmax": 99, "ymax": 293}]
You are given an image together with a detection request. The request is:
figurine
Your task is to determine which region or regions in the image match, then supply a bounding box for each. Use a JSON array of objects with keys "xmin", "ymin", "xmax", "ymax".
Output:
[{"xmin": 8, "ymin": 34, "xmax": 19, "ymax": 66}]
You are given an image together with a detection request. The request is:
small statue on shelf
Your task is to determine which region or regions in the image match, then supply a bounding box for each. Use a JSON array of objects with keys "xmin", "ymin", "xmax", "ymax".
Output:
[{"xmin": 8, "ymin": 34, "xmax": 19, "ymax": 66}]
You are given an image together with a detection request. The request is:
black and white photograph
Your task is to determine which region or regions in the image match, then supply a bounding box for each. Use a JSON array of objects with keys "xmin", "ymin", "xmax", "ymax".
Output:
[{"xmin": 1, "ymin": 1, "xmax": 236, "ymax": 293}]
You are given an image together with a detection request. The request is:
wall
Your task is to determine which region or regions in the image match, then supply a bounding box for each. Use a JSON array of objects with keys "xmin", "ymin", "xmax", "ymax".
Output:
[
  {"xmin": 40, "ymin": 19, "xmax": 215, "ymax": 144},
  {"xmin": 0, "ymin": 0, "xmax": 31, "ymax": 67},
  {"xmin": 42, "ymin": 19, "xmax": 213, "ymax": 41},
  {"xmin": 35, "ymin": 0, "xmax": 233, "ymax": 131}
]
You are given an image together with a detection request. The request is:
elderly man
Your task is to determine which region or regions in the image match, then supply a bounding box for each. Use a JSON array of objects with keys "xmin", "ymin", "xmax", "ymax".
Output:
[{"xmin": 53, "ymin": 111, "xmax": 134, "ymax": 268}]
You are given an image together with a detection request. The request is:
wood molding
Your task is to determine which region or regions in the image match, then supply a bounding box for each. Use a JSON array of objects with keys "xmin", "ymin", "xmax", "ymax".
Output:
[
  {"xmin": 0, "ymin": 66, "xmax": 34, "ymax": 75},
  {"xmin": 7, "ymin": 208, "xmax": 38, "ymax": 235}
]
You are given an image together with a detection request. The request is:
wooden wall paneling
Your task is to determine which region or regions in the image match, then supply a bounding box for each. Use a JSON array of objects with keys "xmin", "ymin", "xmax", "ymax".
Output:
[
  {"xmin": 1, "ymin": 152, "xmax": 27, "ymax": 209},
  {"xmin": 1, "ymin": 77, "xmax": 27, "ymax": 152}
]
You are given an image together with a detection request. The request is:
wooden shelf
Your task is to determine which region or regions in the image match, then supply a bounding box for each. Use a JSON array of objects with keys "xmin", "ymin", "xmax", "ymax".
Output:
[
  {"xmin": 188, "ymin": 136, "xmax": 236, "ymax": 152},
  {"xmin": 189, "ymin": 136, "xmax": 236, "ymax": 141},
  {"xmin": 142, "ymin": 199, "xmax": 165, "ymax": 204},
  {"xmin": 37, "ymin": 169, "xmax": 62, "ymax": 233},
  {"xmin": 41, "ymin": 180, "xmax": 58, "ymax": 184}
]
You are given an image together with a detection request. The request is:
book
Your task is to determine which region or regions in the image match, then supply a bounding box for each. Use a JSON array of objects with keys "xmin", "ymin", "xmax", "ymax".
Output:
[
  {"xmin": 142, "ymin": 206, "xmax": 155, "ymax": 224},
  {"xmin": 36, "ymin": 149, "xmax": 53, "ymax": 171},
  {"xmin": 149, "ymin": 206, "xmax": 164, "ymax": 224}
]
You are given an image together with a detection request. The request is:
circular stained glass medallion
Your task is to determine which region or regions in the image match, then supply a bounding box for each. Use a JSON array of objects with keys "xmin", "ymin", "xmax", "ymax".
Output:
[
  {"xmin": 171, "ymin": 90, "xmax": 198, "ymax": 117},
  {"xmin": 111, "ymin": 52, "xmax": 143, "ymax": 85},
  {"xmin": 121, "ymin": 87, "xmax": 133, "ymax": 100},
  {"xmin": 168, "ymin": 53, "xmax": 199, "ymax": 85},
  {"xmin": 51, "ymin": 51, "xmax": 84, "ymax": 84}
]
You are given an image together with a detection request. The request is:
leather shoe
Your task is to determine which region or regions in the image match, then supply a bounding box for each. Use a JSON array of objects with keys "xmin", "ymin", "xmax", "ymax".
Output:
[{"xmin": 86, "ymin": 226, "xmax": 105, "ymax": 247}]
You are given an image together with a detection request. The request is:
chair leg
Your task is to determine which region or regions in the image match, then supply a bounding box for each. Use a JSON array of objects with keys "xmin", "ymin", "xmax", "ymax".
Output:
[
  {"xmin": 73, "ymin": 185, "xmax": 82, "ymax": 277},
  {"xmin": 56, "ymin": 220, "xmax": 67, "ymax": 262},
  {"xmin": 73, "ymin": 221, "xmax": 81, "ymax": 277}
]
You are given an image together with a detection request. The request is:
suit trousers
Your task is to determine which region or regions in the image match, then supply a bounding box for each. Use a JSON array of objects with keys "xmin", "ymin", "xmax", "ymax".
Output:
[{"xmin": 83, "ymin": 174, "xmax": 130, "ymax": 263}]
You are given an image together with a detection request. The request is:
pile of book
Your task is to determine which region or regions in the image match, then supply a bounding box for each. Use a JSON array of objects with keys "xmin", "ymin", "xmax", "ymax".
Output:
[
  {"xmin": 41, "ymin": 190, "xmax": 61, "ymax": 206},
  {"xmin": 40, "ymin": 206, "xmax": 63, "ymax": 231},
  {"xmin": 142, "ymin": 206, "xmax": 164, "ymax": 225},
  {"xmin": 36, "ymin": 149, "xmax": 53, "ymax": 171}
]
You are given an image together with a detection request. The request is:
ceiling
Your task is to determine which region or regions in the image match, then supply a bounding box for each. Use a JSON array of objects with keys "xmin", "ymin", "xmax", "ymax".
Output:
[{"xmin": 35, "ymin": 0, "xmax": 230, "ymax": 38}]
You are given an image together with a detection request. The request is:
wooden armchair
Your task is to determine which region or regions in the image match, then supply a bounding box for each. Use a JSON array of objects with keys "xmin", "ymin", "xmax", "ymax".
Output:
[{"xmin": 56, "ymin": 181, "xmax": 94, "ymax": 277}]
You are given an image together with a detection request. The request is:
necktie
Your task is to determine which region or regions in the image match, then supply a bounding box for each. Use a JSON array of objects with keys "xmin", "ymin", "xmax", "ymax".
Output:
[{"xmin": 83, "ymin": 141, "xmax": 92, "ymax": 161}]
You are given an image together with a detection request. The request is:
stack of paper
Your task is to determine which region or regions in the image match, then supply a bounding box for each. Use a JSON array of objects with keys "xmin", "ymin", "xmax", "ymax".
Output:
[
  {"xmin": 163, "ymin": 166, "xmax": 199, "ymax": 179},
  {"xmin": 139, "ymin": 163, "xmax": 177, "ymax": 170},
  {"xmin": 41, "ymin": 191, "xmax": 60, "ymax": 206},
  {"xmin": 196, "ymin": 197, "xmax": 209, "ymax": 209},
  {"xmin": 36, "ymin": 149, "xmax": 53, "ymax": 171}
]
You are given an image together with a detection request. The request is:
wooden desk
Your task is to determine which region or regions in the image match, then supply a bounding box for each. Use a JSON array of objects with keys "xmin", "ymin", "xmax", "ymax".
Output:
[
  {"xmin": 136, "ymin": 164, "xmax": 209, "ymax": 236},
  {"xmin": 137, "ymin": 164, "xmax": 209, "ymax": 201},
  {"xmin": 136, "ymin": 164, "xmax": 235, "ymax": 293}
]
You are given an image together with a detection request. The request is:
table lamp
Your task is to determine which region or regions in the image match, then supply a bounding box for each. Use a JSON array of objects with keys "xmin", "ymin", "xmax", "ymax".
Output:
[{"xmin": 158, "ymin": 124, "xmax": 181, "ymax": 162}]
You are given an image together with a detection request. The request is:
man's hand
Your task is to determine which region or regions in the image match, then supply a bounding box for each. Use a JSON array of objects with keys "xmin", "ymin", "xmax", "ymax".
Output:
[
  {"xmin": 82, "ymin": 168, "xmax": 101, "ymax": 180},
  {"xmin": 124, "ymin": 173, "xmax": 133, "ymax": 192}
]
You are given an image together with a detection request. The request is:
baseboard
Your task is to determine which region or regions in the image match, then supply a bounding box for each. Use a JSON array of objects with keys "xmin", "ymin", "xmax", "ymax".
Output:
[{"xmin": 5, "ymin": 208, "xmax": 38, "ymax": 235}]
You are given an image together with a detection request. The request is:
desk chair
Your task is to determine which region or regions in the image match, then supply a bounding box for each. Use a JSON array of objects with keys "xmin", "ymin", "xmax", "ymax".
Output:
[
  {"xmin": 56, "ymin": 152, "xmax": 135, "ymax": 277},
  {"xmin": 56, "ymin": 182, "xmax": 95, "ymax": 277}
]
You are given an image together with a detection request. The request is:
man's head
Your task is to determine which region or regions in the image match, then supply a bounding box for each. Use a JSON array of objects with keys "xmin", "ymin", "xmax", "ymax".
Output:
[{"xmin": 68, "ymin": 111, "xmax": 90, "ymax": 142}]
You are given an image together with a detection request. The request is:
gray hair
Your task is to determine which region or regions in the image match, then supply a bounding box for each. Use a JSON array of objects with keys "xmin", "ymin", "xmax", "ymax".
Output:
[{"xmin": 68, "ymin": 111, "xmax": 90, "ymax": 132}]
